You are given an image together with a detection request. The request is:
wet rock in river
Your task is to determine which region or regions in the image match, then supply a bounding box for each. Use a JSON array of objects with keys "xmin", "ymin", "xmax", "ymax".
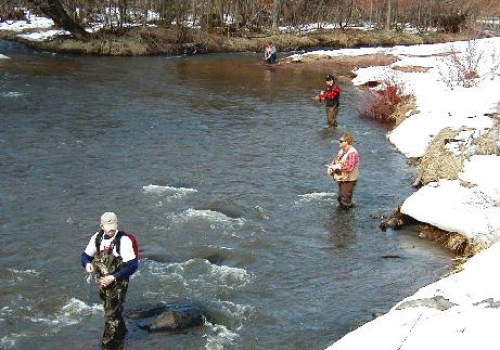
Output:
[{"xmin": 128, "ymin": 301, "xmax": 208, "ymax": 333}]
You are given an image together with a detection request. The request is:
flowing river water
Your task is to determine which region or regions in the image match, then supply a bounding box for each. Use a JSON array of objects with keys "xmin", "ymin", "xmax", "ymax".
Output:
[{"xmin": 0, "ymin": 40, "xmax": 453, "ymax": 350}]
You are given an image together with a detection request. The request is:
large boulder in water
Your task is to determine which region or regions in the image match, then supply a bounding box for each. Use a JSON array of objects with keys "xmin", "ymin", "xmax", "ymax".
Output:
[
  {"xmin": 127, "ymin": 301, "xmax": 208, "ymax": 333},
  {"xmin": 143, "ymin": 308, "xmax": 206, "ymax": 332}
]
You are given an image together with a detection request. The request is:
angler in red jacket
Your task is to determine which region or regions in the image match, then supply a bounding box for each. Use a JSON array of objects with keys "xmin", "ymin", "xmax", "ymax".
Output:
[{"xmin": 313, "ymin": 75, "xmax": 341, "ymax": 128}]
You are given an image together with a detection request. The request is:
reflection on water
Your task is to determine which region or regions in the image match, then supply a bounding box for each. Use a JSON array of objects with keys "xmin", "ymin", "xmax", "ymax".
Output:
[
  {"xmin": 0, "ymin": 41, "xmax": 453, "ymax": 350},
  {"xmin": 328, "ymin": 209, "xmax": 358, "ymax": 249}
]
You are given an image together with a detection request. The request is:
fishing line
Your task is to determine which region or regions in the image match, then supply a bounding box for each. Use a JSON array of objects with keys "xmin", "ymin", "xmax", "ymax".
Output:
[{"xmin": 397, "ymin": 310, "xmax": 424, "ymax": 350}]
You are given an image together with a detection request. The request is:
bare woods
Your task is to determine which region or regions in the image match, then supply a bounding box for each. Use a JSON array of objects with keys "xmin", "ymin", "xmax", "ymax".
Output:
[
  {"xmin": 0, "ymin": 0, "xmax": 499, "ymax": 55},
  {"xmin": 3, "ymin": 0, "xmax": 500, "ymax": 38}
]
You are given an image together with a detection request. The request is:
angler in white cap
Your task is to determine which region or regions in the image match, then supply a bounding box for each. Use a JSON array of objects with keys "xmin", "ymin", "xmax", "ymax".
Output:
[{"xmin": 81, "ymin": 212, "xmax": 139, "ymax": 350}]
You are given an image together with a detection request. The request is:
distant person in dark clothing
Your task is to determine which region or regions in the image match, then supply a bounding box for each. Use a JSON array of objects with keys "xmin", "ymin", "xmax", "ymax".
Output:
[
  {"xmin": 264, "ymin": 41, "xmax": 278, "ymax": 64},
  {"xmin": 313, "ymin": 75, "xmax": 341, "ymax": 128}
]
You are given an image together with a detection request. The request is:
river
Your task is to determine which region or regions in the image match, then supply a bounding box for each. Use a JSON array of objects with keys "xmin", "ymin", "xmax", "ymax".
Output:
[{"xmin": 0, "ymin": 40, "xmax": 453, "ymax": 350}]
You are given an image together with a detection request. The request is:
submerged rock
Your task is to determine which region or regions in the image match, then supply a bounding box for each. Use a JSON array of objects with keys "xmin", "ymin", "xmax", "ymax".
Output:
[
  {"xmin": 195, "ymin": 198, "xmax": 245, "ymax": 219},
  {"xmin": 143, "ymin": 308, "xmax": 206, "ymax": 332},
  {"xmin": 128, "ymin": 301, "xmax": 208, "ymax": 333}
]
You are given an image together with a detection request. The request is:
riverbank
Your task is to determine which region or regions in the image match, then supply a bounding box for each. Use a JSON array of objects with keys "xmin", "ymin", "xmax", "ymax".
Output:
[
  {"xmin": 287, "ymin": 38, "xmax": 500, "ymax": 349},
  {"xmin": 0, "ymin": 15, "xmax": 488, "ymax": 56}
]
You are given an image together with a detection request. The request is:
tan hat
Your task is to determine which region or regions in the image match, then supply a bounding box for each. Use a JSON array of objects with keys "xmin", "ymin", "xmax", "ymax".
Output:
[{"xmin": 101, "ymin": 212, "xmax": 118, "ymax": 232}]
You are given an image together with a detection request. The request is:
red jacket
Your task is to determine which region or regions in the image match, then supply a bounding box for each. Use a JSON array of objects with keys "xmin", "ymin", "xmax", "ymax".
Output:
[{"xmin": 319, "ymin": 85, "xmax": 340, "ymax": 107}]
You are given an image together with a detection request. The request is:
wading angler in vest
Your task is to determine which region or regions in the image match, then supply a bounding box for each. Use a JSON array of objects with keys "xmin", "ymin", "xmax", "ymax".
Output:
[
  {"xmin": 81, "ymin": 212, "xmax": 139, "ymax": 350},
  {"xmin": 327, "ymin": 132, "xmax": 360, "ymax": 209}
]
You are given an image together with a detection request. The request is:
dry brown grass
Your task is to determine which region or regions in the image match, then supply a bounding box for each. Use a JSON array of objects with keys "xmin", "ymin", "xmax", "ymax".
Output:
[
  {"xmin": 353, "ymin": 29, "xmax": 425, "ymax": 46},
  {"xmin": 0, "ymin": 29, "xmax": 17, "ymax": 40},
  {"xmin": 391, "ymin": 95, "xmax": 417, "ymax": 126},
  {"xmin": 418, "ymin": 127, "xmax": 465, "ymax": 185},
  {"xmin": 289, "ymin": 52, "xmax": 398, "ymax": 68},
  {"xmin": 392, "ymin": 65, "xmax": 430, "ymax": 73},
  {"xmin": 413, "ymin": 115, "xmax": 500, "ymax": 188},
  {"xmin": 2, "ymin": 25, "xmax": 482, "ymax": 56},
  {"xmin": 54, "ymin": 37, "xmax": 150, "ymax": 55},
  {"xmin": 415, "ymin": 119, "xmax": 500, "ymax": 186},
  {"xmin": 471, "ymin": 120, "xmax": 500, "ymax": 156}
]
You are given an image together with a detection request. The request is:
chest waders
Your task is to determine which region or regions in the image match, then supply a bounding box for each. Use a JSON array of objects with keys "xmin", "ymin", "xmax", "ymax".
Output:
[
  {"xmin": 325, "ymin": 89, "xmax": 340, "ymax": 128},
  {"xmin": 92, "ymin": 238, "xmax": 129, "ymax": 350}
]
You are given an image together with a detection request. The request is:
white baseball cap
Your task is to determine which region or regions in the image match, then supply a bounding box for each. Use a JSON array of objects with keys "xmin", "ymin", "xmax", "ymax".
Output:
[{"xmin": 101, "ymin": 212, "xmax": 118, "ymax": 232}]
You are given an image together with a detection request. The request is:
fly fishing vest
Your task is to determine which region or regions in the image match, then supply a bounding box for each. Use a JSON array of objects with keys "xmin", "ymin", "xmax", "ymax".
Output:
[
  {"xmin": 92, "ymin": 231, "xmax": 126, "ymax": 284},
  {"xmin": 332, "ymin": 147, "xmax": 359, "ymax": 182}
]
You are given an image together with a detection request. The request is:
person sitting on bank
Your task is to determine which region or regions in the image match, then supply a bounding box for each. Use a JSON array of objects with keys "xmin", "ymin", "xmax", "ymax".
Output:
[
  {"xmin": 313, "ymin": 75, "xmax": 341, "ymax": 128},
  {"xmin": 264, "ymin": 41, "xmax": 278, "ymax": 64}
]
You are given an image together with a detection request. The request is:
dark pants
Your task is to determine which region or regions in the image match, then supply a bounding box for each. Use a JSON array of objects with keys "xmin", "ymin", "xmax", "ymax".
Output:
[
  {"xmin": 99, "ymin": 280, "xmax": 129, "ymax": 350},
  {"xmin": 337, "ymin": 180, "xmax": 357, "ymax": 208},
  {"xmin": 326, "ymin": 105, "xmax": 339, "ymax": 128},
  {"xmin": 266, "ymin": 53, "xmax": 277, "ymax": 64}
]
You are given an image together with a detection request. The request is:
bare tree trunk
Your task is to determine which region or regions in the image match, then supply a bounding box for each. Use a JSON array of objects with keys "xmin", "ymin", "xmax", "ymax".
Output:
[
  {"xmin": 369, "ymin": 0, "xmax": 373, "ymax": 26},
  {"xmin": 272, "ymin": 0, "xmax": 280, "ymax": 31},
  {"xmin": 218, "ymin": 0, "xmax": 224, "ymax": 25},
  {"xmin": 27, "ymin": 0, "xmax": 90, "ymax": 40},
  {"xmin": 232, "ymin": 0, "xmax": 240, "ymax": 26},
  {"xmin": 385, "ymin": 0, "xmax": 392, "ymax": 30}
]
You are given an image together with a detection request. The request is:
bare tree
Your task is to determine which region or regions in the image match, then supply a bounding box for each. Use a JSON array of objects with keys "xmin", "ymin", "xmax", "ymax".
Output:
[
  {"xmin": 26, "ymin": 0, "xmax": 89, "ymax": 39},
  {"xmin": 271, "ymin": 0, "xmax": 280, "ymax": 31},
  {"xmin": 16, "ymin": 0, "xmax": 500, "ymax": 40},
  {"xmin": 333, "ymin": 0, "xmax": 356, "ymax": 28},
  {"xmin": 385, "ymin": 0, "xmax": 391, "ymax": 29}
]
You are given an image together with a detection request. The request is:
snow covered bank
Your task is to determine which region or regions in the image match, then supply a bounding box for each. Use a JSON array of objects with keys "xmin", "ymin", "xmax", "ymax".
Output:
[
  {"xmin": 0, "ymin": 15, "xmax": 53, "ymax": 33},
  {"xmin": 313, "ymin": 38, "xmax": 500, "ymax": 247},
  {"xmin": 361, "ymin": 39, "xmax": 500, "ymax": 247},
  {"xmin": 350, "ymin": 39, "xmax": 500, "ymax": 159},
  {"xmin": 401, "ymin": 156, "xmax": 500, "ymax": 246},
  {"xmin": 326, "ymin": 239, "xmax": 500, "ymax": 350},
  {"xmin": 292, "ymin": 37, "xmax": 500, "ymax": 349}
]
